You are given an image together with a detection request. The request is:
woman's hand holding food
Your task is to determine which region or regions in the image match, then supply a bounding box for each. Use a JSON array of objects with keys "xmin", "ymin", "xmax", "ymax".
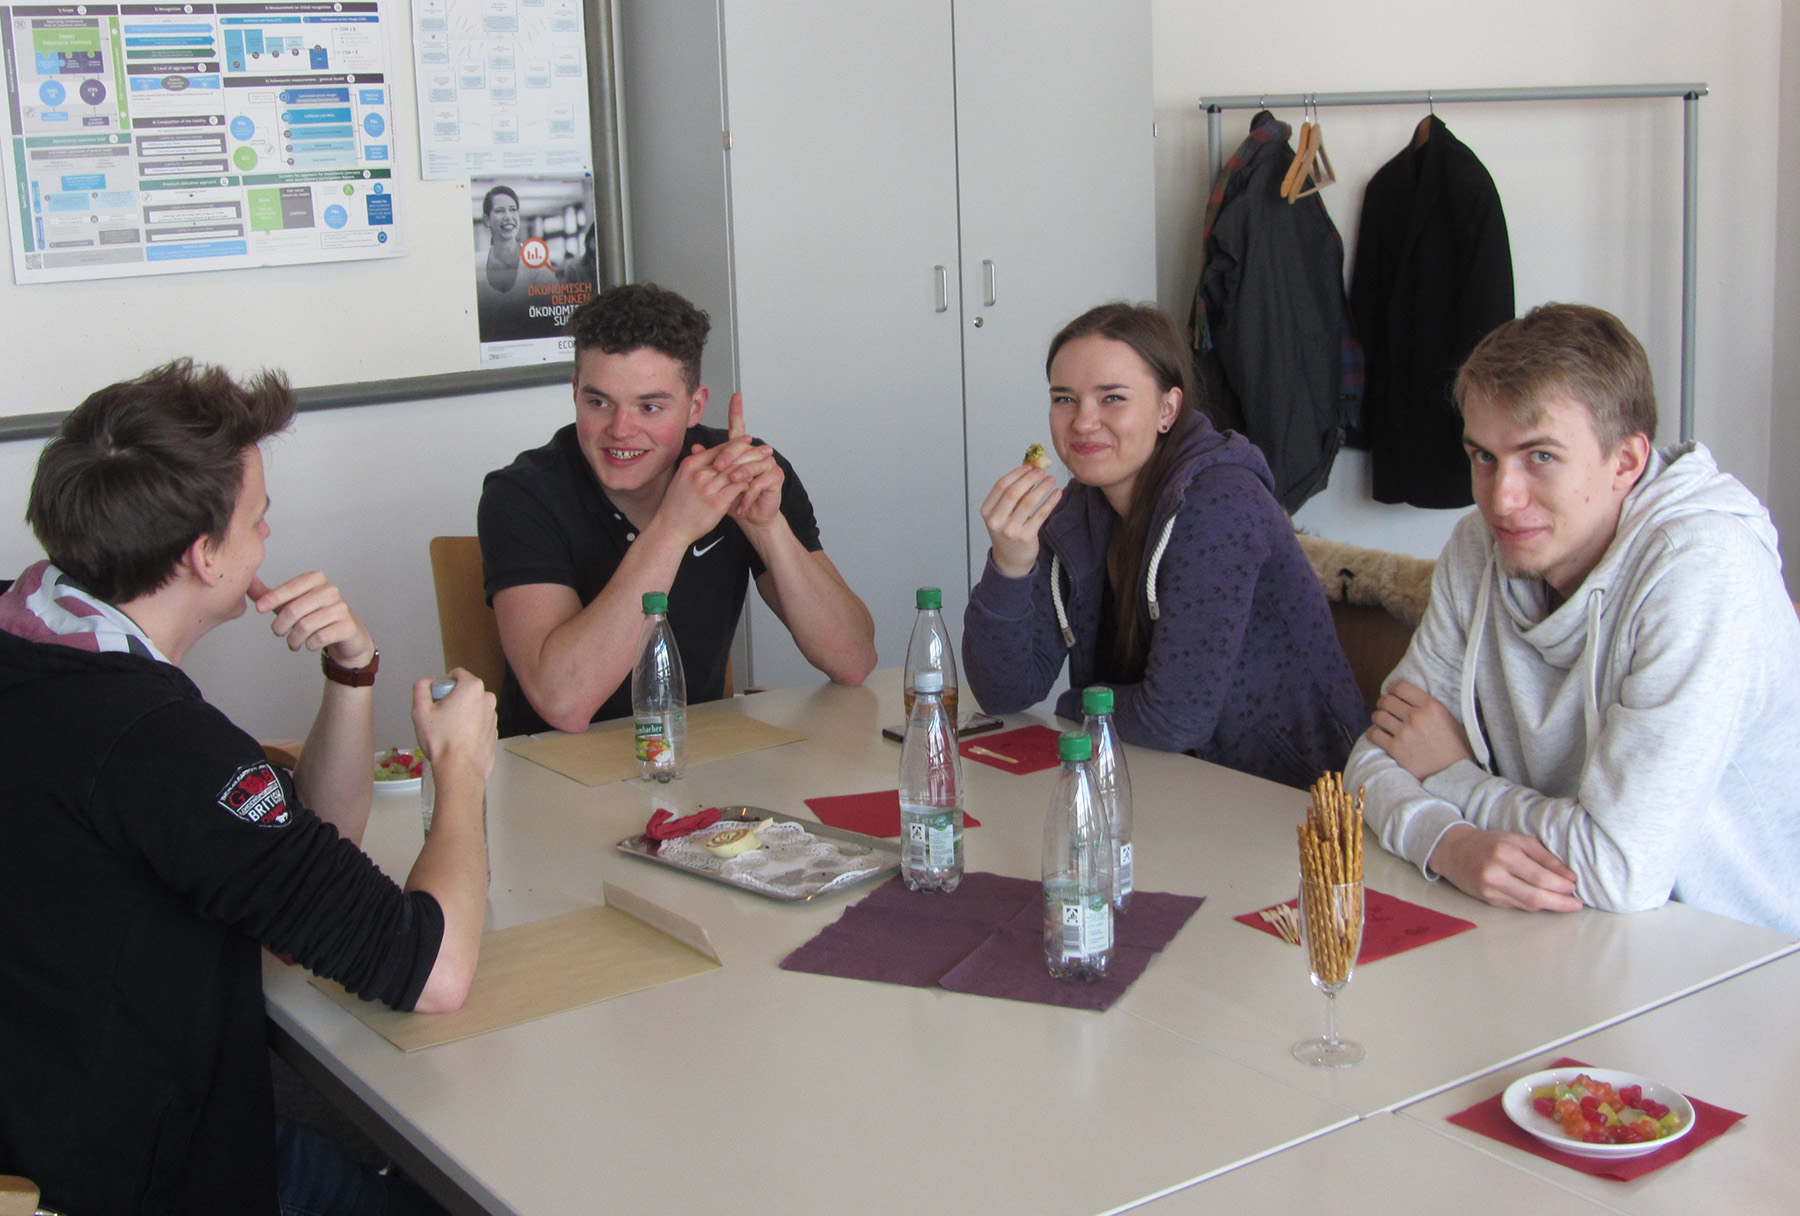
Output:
[{"xmin": 980, "ymin": 447, "xmax": 1061, "ymax": 579}]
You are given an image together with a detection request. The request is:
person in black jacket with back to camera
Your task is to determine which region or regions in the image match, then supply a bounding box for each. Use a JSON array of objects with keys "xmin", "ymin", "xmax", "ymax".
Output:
[{"xmin": 0, "ymin": 361, "xmax": 496, "ymax": 1216}]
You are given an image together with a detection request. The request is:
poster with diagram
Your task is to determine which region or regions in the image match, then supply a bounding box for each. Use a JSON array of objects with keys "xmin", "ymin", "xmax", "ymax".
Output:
[
  {"xmin": 1, "ymin": 1, "xmax": 403, "ymax": 284},
  {"xmin": 411, "ymin": 0, "xmax": 588, "ymax": 179}
]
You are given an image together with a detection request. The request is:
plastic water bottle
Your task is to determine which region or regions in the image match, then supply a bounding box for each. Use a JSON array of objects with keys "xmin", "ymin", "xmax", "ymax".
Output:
[
  {"xmin": 903, "ymin": 587, "xmax": 959, "ymax": 731},
  {"xmin": 419, "ymin": 675, "xmax": 458, "ymax": 836},
  {"xmin": 899, "ymin": 669, "xmax": 963, "ymax": 892},
  {"xmin": 632, "ymin": 592, "xmax": 686, "ymax": 782},
  {"xmin": 1043, "ymin": 731, "xmax": 1113, "ymax": 981},
  {"xmin": 1082, "ymin": 685, "xmax": 1133, "ymax": 914},
  {"xmin": 421, "ymin": 675, "xmax": 490, "ymax": 876}
]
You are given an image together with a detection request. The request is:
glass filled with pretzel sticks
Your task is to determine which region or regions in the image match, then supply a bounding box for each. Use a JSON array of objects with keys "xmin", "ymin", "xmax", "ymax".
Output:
[{"xmin": 1292, "ymin": 771, "xmax": 1366, "ymax": 1068}]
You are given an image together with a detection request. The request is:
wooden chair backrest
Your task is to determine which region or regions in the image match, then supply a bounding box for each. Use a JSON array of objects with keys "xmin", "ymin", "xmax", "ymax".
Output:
[{"xmin": 428, "ymin": 536, "xmax": 508, "ymax": 695}]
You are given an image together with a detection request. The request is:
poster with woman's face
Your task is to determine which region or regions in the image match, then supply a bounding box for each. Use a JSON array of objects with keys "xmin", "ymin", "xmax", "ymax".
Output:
[{"xmin": 470, "ymin": 174, "xmax": 598, "ymax": 365}]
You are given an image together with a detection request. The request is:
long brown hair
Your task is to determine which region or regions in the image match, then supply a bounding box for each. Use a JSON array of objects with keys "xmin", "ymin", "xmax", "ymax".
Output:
[{"xmin": 1045, "ymin": 303, "xmax": 1201, "ymax": 678}]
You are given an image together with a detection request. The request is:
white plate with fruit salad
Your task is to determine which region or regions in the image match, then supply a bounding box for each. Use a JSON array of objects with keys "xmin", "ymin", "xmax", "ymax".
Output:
[
  {"xmin": 1501, "ymin": 1066, "xmax": 1695, "ymax": 1159},
  {"xmin": 374, "ymin": 747, "xmax": 424, "ymax": 793}
]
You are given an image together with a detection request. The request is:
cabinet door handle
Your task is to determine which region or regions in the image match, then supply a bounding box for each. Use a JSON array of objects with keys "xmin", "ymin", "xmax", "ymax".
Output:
[
  {"xmin": 982, "ymin": 259, "xmax": 997, "ymax": 307},
  {"xmin": 934, "ymin": 265, "xmax": 949, "ymax": 313}
]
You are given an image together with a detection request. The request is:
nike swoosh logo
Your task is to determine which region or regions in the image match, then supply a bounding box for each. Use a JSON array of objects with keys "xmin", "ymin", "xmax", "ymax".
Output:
[{"xmin": 691, "ymin": 537, "xmax": 724, "ymax": 558}]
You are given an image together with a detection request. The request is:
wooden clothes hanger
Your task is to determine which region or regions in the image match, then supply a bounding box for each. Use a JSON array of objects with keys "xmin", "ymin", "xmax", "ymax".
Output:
[
  {"xmin": 1282, "ymin": 99, "xmax": 1335, "ymax": 202},
  {"xmin": 1411, "ymin": 92, "xmax": 1435, "ymax": 148},
  {"xmin": 1290, "ymin": 101, "xmax": 1335, "ymax": 200},
  {"xmin": 1279, "ymin": 104, "xmax": 1315, "ymax": 200}
]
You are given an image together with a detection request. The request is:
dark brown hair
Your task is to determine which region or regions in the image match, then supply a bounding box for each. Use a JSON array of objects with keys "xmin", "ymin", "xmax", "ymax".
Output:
[
  {"xmin": 1046, "ymin": 302, "xmax": 1201, "ymax": 679},
  {"xmin": 1454, "ymin": 303, "xmax": 1657, "ymax": 451},
  {"xmin": 26, "ymin": 360, "xmax": 296, "ymax": 603},
  {"xmin": 567, "ymin": 282, "xmax": 710, "ymax": 393}
]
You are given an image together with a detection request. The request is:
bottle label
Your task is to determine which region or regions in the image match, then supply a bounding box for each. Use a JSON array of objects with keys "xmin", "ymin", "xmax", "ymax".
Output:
[
  {"xmin": 635, "ymin": 715, "xmax": 672, "ymax": 766},
  {"xmin": 1056, "ymin": 891, "xmax": 1113, "ymax": 958},
  {"xmin": 907, "ymin": 812, "xmax": 959, "ymax": 867},
  {"xmin": 1116, "ymin": 841, "xmax": 1134, "ymax": 896}
]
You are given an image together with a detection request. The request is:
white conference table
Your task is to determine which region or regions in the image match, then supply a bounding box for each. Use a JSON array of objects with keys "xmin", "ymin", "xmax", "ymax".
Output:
[
  {"xmin": 263, "ymin": 673, "xmax": 1797, "ymax": 1215},
  {"xmin": 1397, "ymin": 949, "xmax": 1800, "ymax": 1214},
  {"xmin": 1142, "ymin": 949, "xmax": 1800, "ymax": 1213}
]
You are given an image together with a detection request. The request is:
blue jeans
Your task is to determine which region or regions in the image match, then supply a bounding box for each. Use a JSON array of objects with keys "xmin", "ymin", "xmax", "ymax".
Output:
[{"xmin": 275, "ymin": 1118, "xmax": 450, "ymax": 1216}]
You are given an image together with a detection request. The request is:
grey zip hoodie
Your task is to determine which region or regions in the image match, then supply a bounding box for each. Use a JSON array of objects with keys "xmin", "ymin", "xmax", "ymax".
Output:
[{"xmin": 1346, "ymin": 442, "xmax": 1800, "ymax": 935}]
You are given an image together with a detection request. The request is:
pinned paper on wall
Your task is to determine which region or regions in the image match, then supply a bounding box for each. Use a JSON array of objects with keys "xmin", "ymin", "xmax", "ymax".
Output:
[
  {"xmin": 0, "ymin": 1, "xmax": 405, "ymax": 284},
  {"xmin": 411, "ymin": 0, "xmax": 591, "ymax": 180}
]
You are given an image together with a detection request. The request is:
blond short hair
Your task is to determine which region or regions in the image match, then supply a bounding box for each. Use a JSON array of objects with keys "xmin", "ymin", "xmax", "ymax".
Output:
[{"xmin": 1454, "ymin": 303, "xmax": 1656, "ymax": 451}]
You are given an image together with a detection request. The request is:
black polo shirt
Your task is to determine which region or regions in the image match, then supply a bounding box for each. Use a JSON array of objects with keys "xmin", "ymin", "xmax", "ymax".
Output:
[{"xmin": 477, "ymin": 423, "xmax": 822, "ymax": 736}]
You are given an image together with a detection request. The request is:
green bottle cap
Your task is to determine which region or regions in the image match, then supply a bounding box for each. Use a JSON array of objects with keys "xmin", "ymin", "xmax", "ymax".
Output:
[
  {"xmin": 1082, "ymin": 685, "xmax": 1114, "ymax": 714},
  {"xmin": 642, "ymin": 592, "xmax": 669, "ymax": 614},
  {"xmin": 1058, "ymin": 732, "xmax": 1093, "ymax": 762},
  {"xmin": 915, "ymin": 587, "xmax": 942, "ymax": 610}
]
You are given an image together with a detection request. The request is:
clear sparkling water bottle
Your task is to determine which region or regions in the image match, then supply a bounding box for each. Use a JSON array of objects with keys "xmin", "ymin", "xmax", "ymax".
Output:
[
  {"xmin": 419, "ymin": 675, "xmax": 458, "ymax": 836},
  {"xmin": 899, "ymin": 669, "xmax": 963, "ymax": 892},
  {"xmin": 1043, "ymin": 731, "xmax": 1114, "ymax": 981},
  {"xmin": 632, "ymin": 592, "xmax": 686, "ymax": 782},
  {"xmin": 1081, "ymin": 685, "xmax": 1133, "ymax": 914},
  {"xmin": 902, "ymin": 587, "xmax": 959, "ymax": 730}
]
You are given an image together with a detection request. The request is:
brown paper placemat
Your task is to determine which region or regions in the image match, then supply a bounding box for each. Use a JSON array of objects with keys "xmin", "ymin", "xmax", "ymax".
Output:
[
  {"xmin": 505, "ymin": 700, "xmax": 805, "ymax": 786},
  {"xmin": 310, "ymin": 884, "xmax": 720, "ymax": 1050}
]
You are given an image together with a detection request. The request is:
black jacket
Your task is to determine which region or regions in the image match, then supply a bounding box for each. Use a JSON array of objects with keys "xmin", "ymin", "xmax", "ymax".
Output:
[
  {"xmin": 1350, "ymin": 115, "xmax": 1514, "ymax": 508},
  {"xmin": 1192, "ymin": 110, "xmax": 1359, "ymax": 513},
  {"xmin": 0, "ymin": 615, "xmax": 443, "ymax": 1216}
]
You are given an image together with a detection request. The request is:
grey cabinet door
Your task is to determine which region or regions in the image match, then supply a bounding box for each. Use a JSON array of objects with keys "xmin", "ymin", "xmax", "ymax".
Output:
[
  {"xmin": 724, "ymin": 0, "xmax": 967, "ymax": 688},
  {"xmin": 952, "ymin": 0, "xmax": 1157, "ymax": 587}
]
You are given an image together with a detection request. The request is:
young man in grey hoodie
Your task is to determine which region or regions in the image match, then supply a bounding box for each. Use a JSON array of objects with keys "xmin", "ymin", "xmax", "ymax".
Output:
[{"xmin": 1345, "ymin": 304, "xmax": 1800, "ymax": 936}]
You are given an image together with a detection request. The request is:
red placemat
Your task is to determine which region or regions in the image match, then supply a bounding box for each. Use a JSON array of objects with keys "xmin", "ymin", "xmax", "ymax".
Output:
[
  {"xmin": 780, "ymin": 872, "xmax": 1204, "ymax": 1012},
  {"xmin": 1234, "ymin": 888, "xmax": 1476, "ymax": 963},
  {"xmin": 1446, "ymin": 1057, "xmax": 1746, "ymax": 1181},
  {"xmin": 804, "ymin": 789, "xmax": 980, "ymax": 838},
  {"xmin": 959, "ymin": 725, "xmax": 1063, "ymax": 774}
]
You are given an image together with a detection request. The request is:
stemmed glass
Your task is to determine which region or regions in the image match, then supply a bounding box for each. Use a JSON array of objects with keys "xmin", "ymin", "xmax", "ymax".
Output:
[{"xmin": 1292, "ymin": 879, "xmax": 1365, "ymax": 1067}]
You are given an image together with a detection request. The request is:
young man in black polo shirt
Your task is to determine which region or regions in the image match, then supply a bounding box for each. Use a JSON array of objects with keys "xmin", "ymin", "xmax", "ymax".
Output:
[
  {"xmin": 478, "ymin": 282, "xmax": 877, "ymax": 736},
  {"xmin": 0, "ymin": 361, "xmax": 497, "ymax": 1215}
]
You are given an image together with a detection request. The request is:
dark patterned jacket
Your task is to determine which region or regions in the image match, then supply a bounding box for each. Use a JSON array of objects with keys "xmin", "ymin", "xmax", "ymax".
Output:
[
  {"xmin": 963, "ymin": 416, "xmax": 1368, "ymax": 789},
  {"xmin": 1192, "ymin": 110, "xmax": 1361, "ymax": 512}
]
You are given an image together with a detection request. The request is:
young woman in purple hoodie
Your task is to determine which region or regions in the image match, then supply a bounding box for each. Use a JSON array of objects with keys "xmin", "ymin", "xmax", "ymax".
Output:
[{"xmin": 963, "ymin": 303, "xmax": 1366, "ymax": 789}]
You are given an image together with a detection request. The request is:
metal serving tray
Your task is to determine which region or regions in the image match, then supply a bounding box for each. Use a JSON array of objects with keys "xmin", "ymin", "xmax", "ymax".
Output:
[{"xmin": 616, "ymin": 806, "xmax": 900, "ymax": 903}]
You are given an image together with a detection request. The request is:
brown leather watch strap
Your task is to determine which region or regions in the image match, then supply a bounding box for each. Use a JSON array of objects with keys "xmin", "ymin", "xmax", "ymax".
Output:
[{"xmin": 321, "ymin": 648, "xmax": 379, "ymax": 687}]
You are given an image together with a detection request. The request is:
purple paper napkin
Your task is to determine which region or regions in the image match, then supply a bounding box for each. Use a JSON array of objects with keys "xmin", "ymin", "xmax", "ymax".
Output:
[{"xmin": 780, "ymin": 872, "xmax": 1204, "ymax": 1012}]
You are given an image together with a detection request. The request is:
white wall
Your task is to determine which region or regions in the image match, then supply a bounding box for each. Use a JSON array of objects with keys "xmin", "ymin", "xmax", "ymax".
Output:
[
  {"xmin": 1153, "ymin": 0, "xmax": 1787, "ymax": 569},
  {"xmin": 4, "ymin": 0, "xmax": 1794, "ymax": 742},
  {"xmin": 2, "ymin": 385, "xmax": 573, "ymax": 746}
]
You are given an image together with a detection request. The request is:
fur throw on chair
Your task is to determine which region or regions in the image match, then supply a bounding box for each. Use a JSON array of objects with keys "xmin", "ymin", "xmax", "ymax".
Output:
[{"xmin": 1294, "ymin": 533, "xmax": 1436, "ymax": 628}]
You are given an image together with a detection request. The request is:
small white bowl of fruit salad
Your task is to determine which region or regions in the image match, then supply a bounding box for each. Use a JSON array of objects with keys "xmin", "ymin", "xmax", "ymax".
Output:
[
  {"xmin": 1501, "ymin": 1066, "xmax": 1695, "ymax": 1159},
  {"xmin": 374, "ymin": 747, "xmax": 424, "ymax": 793}
]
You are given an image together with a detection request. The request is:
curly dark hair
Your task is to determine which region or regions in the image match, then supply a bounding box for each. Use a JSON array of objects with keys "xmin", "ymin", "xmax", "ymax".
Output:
[
  {"xmin": 27, "ymin": 360, "xmax": 296, "ymax": 604},
  {"xmin": 566, "ymin": 282, "xmax": 710, "ymax": 392}
]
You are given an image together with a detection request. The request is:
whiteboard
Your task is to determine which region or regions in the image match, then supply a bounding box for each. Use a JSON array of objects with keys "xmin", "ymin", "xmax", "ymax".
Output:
[{"xmin": 0, "ymin": 0, "xmax": 622, "ymax": 432}]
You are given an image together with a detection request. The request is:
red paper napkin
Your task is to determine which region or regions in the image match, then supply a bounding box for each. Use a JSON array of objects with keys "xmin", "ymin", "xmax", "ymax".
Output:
[
  {"xmin": 804, "ymin": 789, "xmax": 981, "ymax": 838},
  {"xmin": 1446, "ymin": 1057, "xmax": 1746, "ymax": 1181},
  {"xmin": 1235, "ymin": 888, "xmax": 1476, "ymax": 963},
  {"xmin": 958, "ymin": 725, "xmax": 1063, "ymax": 774}
]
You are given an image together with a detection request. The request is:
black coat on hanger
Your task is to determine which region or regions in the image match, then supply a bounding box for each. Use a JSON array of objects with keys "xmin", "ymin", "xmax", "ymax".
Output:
[{"xmin": 1349, "ymin": 114, "xmax": 1514, "ymax": 509}]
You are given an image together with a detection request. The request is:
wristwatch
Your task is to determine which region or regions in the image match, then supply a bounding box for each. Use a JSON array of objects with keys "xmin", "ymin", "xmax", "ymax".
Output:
[{"xmin": 321, "ymin": 649, "xmax": 379, "ymax": 687}]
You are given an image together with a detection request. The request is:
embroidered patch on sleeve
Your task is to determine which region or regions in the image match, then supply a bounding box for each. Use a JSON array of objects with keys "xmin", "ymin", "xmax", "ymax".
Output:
[{"xmin": 217, "ymin": 762, "xmax": 291, "ymax": 827}]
